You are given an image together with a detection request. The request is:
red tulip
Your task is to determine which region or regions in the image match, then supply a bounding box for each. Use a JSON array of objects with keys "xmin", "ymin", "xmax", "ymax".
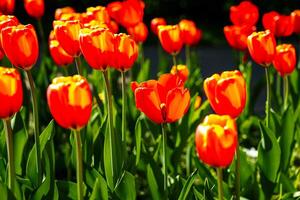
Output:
[
  {"xmin": 1, "ymin": 24, "xmax": 39, "ymax": 70},
  {"xmin": 0, "ymin": 0, "xmax": 15, "ymax": 14},
  {"xmin": 273, "ymin": 44, "xmax": 296, "ymax": 76},
  {"xmin": 127, "ymin": 22, "xmax": 148, "ymax": 43},
  {"xmin": 49, "ymin": 39, "xmax": 74, "ymax": 67},
  {"xmin": 55, "ymin": 7, "xmax": 76, "ymax": 20},
  {"xmin": 195, "ymin": 114, "xmax": 237, "ymax": 168},
  {"xmin": 86, "ymin": 6, "xmax": 110, "ymax": 24},
  {"xmin": 224, "ymin": 25, "xmax": 256, "ymax": 51},
  {"xmin": 179, "ymin": 19, "xmax": 200, "ymax": 46},
  {"xmin": 108, "ymin": 20, "xmax": 119, "ymax": 33},
  {"xmin": 158, "ymin": 25, "xmax": 183, "ymax": 55},
  {"xmin": 247, "ymin": 30, "xmax": 276, "ymax": 66},
  {"xmin": 170, "ymin": 64, "xmax": 189, "ymax": 83},
  {"xmin": 24, "ymin": 0, "xmax": 44, "ymax": 19},
  {"xmin": 131, "ymin": 73, "xmax": 190, "ymax": 124},
  {"xmin": 150, "ymin": 17, "xmax": 166, "ymax": 35},
  {"xmin": 47, "ymin": 75, "xmax": 92, "ymax": 130},
  {"xmin": 0, "ymin": 15, "xmax": 19, "ymax": 56},
  {"xmin": 230, "ymin": 1, "xmax": 259, "ymax": 26},
  {"xmin": 291, "ymin": 10, "xmax": 300, "ymax": 34}
]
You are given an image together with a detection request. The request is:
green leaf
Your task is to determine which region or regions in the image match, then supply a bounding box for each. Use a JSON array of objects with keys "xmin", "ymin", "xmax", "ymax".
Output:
[
  {"xmin": 178, "ymin": 170, "xmax": 198, "ymax": 200},
  {"xmin": 0, "ymin": 180, "xmax": 16, "ymax": 200},
  {"xmin": 135, "ymin": 116, "xmax": 142, "ymax": 165},
  {"xmin": 257, "ymin": 122, "xmax": 281, "ymax": 182},
  {"xmin": 90, "ymin": 176, "xmax": 108, "ymax": 200},
  {"xmin": 55, "ymin": 180, "xmax": 77, "ymax": 200},
  {"xmin": 137, "ymin": 59, "xmax": 150, "ymax": 82},
  {"xmin": 146, "ymin": 164, "xmax": 162, "ymax": 200},
  {"xmin": 115, "ymin": 171, "xmax": 136, "ymax": 200}
]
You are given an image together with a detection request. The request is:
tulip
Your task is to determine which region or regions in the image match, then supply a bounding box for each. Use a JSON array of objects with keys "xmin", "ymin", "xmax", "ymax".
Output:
[
  {"xmin": 55, "ymin": 7, "xmax": 76, "ymax": 20},
  {"xmin": 262, "ymin": 11, "xmax": 293, "ymax": 37},
  {"xmin": 291, "ymin": 10, "xmax": 300, "ymax": 34},
  {"xmin": 79, "ymin": 27, "xmax": 115, "ymax": 70},
  {"xmin": 247, "ymin": 30, "xmax": 276, "ymax": 67},
  {"xmin": 108, "ymin": 20, "xmax": 119, "ymax": 33},
  {"xmin": 0, "ymin": 0, "xmax": 15, "ymax": 14},
  {"xmin": 49, "ymin": 39, "xmax": 74, "ymax": 67},
  {"xmin": 86, "ymin": 6, "xmax": 110, "ymax": 24},
  {"xmin": 230, "ymin": 1, "xmax": 259, "ymax": 26},
  {"xmin": 273, "ymin": 44, "xmax": 296, "ymax": 77},
  {"xmin": 158, "ymin": 25, "xmax": 183, "ymax": 59},
  {"xmin": 0, "ymin": 66, "xmax": 23, "ymax": 119},
  {"xmin": 1, "ymin": 24, "xmax": 39, "ymax": 70},
  {"xmin": 224, "ymin": 25, "xmax": 256, "ymax": 51},
  {"xmin": 194, "ymin": 96, "xmax": 202, "ymax": 110},
  {"xmin": 0, "ymin": 15, "xmax": 19, "ymax": 56},
  {"xmin": 151, "ymin": 17, "xmax": 166, "ymax": 35},
  {"xmin": 170, "ymin": 64, "xmax": 189, "ymax": 83},
  {"xmin": 47, "ymin": 75, "xmax": 92, "ymax": 200},
  {"xmin": 204, "ymin": 70, "xmax": 246, "ymax": 118},
  {"xmin": 131, "ymin": 73, "xmax": 190, "ymax": 124},
  {"xmin": 179, "ymin": 19, "xmax": 198, "ymax": 46},
  {"xmin": 53, "ymin": 20, "xmax": 82, "ymax": 57},
  {"xmin": 127, "ymin": 22, "xmax": 148, "ymax": 43},
  {"xmin": 24, "ymin": 0, "xmax": 44, "ymax": 19}
]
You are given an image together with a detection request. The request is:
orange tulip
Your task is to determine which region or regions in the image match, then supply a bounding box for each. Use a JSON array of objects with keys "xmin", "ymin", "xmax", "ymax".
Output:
[
  {"xmin": 230, "ymin": 1, "xmax": 259, "ymax": 26},
  {"xmin": 86, "ymin": 6, "xmax": 110, "ymax": 24},
  {"xmin": 24, "ymin": 0, "xmax": 44, "ymax": 19},
  {"xmin": 0, "ymin": 15, "xmax": 19, "ymax": 56},
  {"xmin": 131, "ymin": 73, "xmax": 190, "ymax": 124},
  {"xmin": 291, "ymin": 10, "xmax": 300, "ymax": 34},
  {"xmin": 113, "ymin": 33, "xmax": 138, "ymax": 71},
  {"xmin": 170, "ymin": 64, "xmax": 189, "ymax": 83},
  {"xmin": 179, "ymin": 19, "xmax": 199, "ymax": 46},
  {"xmin": 194, "ymin": 96, "xmax": 202, "ymax": 110},
  {"xmin": 150, "ymin": 17, "xmax": 166, "ymax": 35},
  {"xmin": 262, "ymin": 11, "xmax": 293, "ymax": 37},
  {"xmin": 49, "ymin": 39, "xmax": 74, "ymax": 67},
  {"xmin": 204, "ymin": 70, "xmax": 246, "ymax": 118},
  {"xmin": 1, "ymin": 24, "xmax": 39, "ymax": 70},
  {"xmin": 79, "ymin": 27, "xmax": 115, "ymax": 70},
  {"xmin": 224, "ymin": 25, "xmax": 256, "ymax": 51},
  {"xmin": 55, "ymin": 7, "xmax": 76, "ymax": 20},
  {"xmin": 190, "ymin": 28, "xmax": 202, "ymax": 46},
  {"xmin": 0, "ymin": 66, "xmax": 23, "ymax": 119},
  {"xmin": 108, "ymin": 20, "xmax": 119, "ymax": 33},
  {"xmin": 53, "ymin": 20, "xmax": 82, "ymax": 57},
  {"xmin": 59, "ymin": 13, "xmax": 81, "ymax": 22},
  {"xmin": 0, "ymin": 0, "xmax": 15, "ymax": 14},
  {"xmin": 247, "ymin": 30, "xmax": 276, "ymax": 66},
  {"xmin": 127, "ymin": 22, "xmax": 148, "ymax": 43},
  {"xmin": 158, "ymin": 25, "xmax": 183, "ymax": 55},
  {"xmin": 47, "ymin": 75, "xmax": 92, "ymax": 130},
  {"xmin": 273, "ymin": 44, "xmax": 296, "ymax": 77},
  {"xmin": 195, "ymin": 114, "xmax": 237, "ymax": 168}
]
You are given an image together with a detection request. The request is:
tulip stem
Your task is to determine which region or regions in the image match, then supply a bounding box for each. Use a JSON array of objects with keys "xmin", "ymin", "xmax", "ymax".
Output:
[
  {"xmin": 139, "ymin": 42, "xmax": 144, "ymax": 68},
  {"xmin": 121, "ymin": 71, "xmax": 126, "ymax": 142},
  {"xmin": 75, "ymin": 56, "xmax": 83, "ymax": 76},
  {"xmin": 235, "ymin": 142, "xmax": 240, "ymax": 200},
  {"xmin": 283, "ymin": 76, "xmax": 289, "ymax": 110},
  {"xmin": 26, "ymin": 70, "xmax": 42, "ymax": 185},
  {"xmin": 172, "ymin": 54, "xmax": 177, "ymax": 67},
  {"xmin": 3, "ymin": 119, "xmax": 16, "ymax": 195},
  {"xmin": 185, "ymin": 45, "xmax": 191, "ymax": 69},
  {"xmin": 74, "ymin": 130, "xmax": 83, "ymax": 200},
  {"xmin": 265, "ymin": 68, "xmax": 271, "ymax": 127},
  {"xmin": 217, "ymin": 168, "xmax": 224, "ymax": 200},
  {"xmin": 37, "ymin": 19, "xmax": 45, "ymax": 51},
  {"xmin": 161, "ymin": 123, "xmax": 168, "ymax": 196}
]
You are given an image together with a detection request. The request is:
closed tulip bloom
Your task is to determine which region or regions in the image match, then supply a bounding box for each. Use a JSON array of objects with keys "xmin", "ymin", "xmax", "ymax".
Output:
[
  {"xmin": 179, "ymin": 19, "xmax": 199, "ymax": 46},
  {"xmin": 273, "ymin": 44, "xmax": 296, "ymax": 76},
  {"xmin": 114, "ymin": 33, "xmax": 138, "ymax": 71},
  {"xmin": 131, "ymin": 73, "xmax": 190, "ymax": 124},
  {"xmin": 0, "ymin": 0, "xmax": 15, "ymax": 14},
  {"xmin": 86, "ymin": 6, "xmax": 110, "ymax": 24},
  {"xmin": 204, "ymin": 70, "xmax": 246, "ymax": 118},
  {"xmin": 230, "ymin": 1, "xmax": 259, "ymax": 26},
  {"xmin": 127, "ymin": 22, "xmax": 148, "ymax": 43},
  {"xmin": 24, "ymin": 0, "xmax": 44, "ymax": 19},
  {"xmin": 1, "ymin": 24, "xmax": 39, "ymax": 70},
  {"xmin": 190, "ymin": 28, "xmax": 202, "ymax": 46},
  {"xmin": 291, "ymin": 10, "xmax": 300, "ymax": 34},
  {"xmin": 53, "ymin": 20, "xmax": 81, "ymax": 57},
  {"xmin": 170, "ymin": 64, "xmax": 189, "ymax": 83},
  {"xmin": 224, "ymin": 25, "xmax": 256, "ymax": 51},
  {"xmin": 262, "ymin": 12, "xmax": 293, "ymax": 37},
  {"xmin": 55, "ymin": 7, "xmax": 76, "ymax": 20},
  {"xmin": 150, "ymin": 17, "xmax": 166, "ymax": 35},
  {"xmin": 49, "ymin": 40, "xmax": 74, "ymax": 66},
  {"xmin": 47, "ymin": 75, "xmax": 92, "ymax": 130},
  {"xmin": 247, "ymin": 30, "xmax": 276, "ymax": 66},
  {"xmin": 79, "ymin": 27, "xmax": 115, "ymax": 70},
  {"xmin": 158, "ymin": 25, "xmax": 183, "ymax": 55},
  {"xmin": 195, "ymin": 114, "xmax": 237, "ymax": 168},
  {"xmin": 0, "ymin": 66, "xmax": 23, "ymax": 119},
  {"xmin": 0, "ymin": 15, "xmax": 19, "ymax": 54}
]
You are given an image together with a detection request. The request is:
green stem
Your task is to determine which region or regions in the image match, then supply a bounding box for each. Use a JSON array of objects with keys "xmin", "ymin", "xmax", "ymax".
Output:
[
  {"xmin": 172, "ymin": 54, "xmax": 177, "ymax": 67},
  {"xmin": 185, "ymin": 144, "xmax": 191, "ymax": 176},
  {"xmin": 283, "ymin": 76, "xmax": 289, "ymax": 110},
  {"xmin": 4, "ymin": 119, "xmax": 16, "ymax": 195},
  {"xmin": 121, "ymin": 71, "xmax": 126, "ymax": 142},
  {"xmin": 235, "ymin": 142, "xmax": 240, "ymax": 200},
  {"xmin": 26, "ymin": 70, "xmax": 41, "ymax": 185},
  {"xmin": 37, "ymin": 19, "xmax": 45, "ymax": 52},
  {"xmin": 74, "ymin": 130, "xmax": 83, "ymax": 200},
  {"xmin": 265, "ymin": 67, "xmax": 271, "ymax": 127},
  {"xmin": 162, "ymin": 123, "xmax": 168, "ymax": 195},
  {"xmin": 139, "ymin": 42, "xmax": 144, "ymax": 68},
  {"xmin": 185, "ymin": 45, "xmax": 191, "ymax": 69},
  {"xmin": 75, "ymin": 56, "xmax": 83, "ymax": 76},
  {"xmin": 217, "ymin": 168, "xmax": 224, "ymax": 200}
]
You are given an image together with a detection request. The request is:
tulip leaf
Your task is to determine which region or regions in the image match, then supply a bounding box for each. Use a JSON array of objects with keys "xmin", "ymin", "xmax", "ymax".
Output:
[
  {"xmin": 135, "ymin": 115, "xmax": 142, "ymax": 165},
  {"xmin": 257, "ymin": 122, "xmax": 281, "ymax": 182},
  {"xmin": 137, "ymin": 59, "xmax": 150, "ymax": 83},
  {"xmin": 178, "ymin": 170, "xmax": 198, "ymax": 200},
  {"xmin": 115, "ymin": 171, "xmax": 136, "ymax": 200},
  {"xmin": 90, "ymin": 175, "xmax": 108, "ymax": 200},
  {"xmin": 0, "ymin": 180, "xmax": 16, "ymax": 200},
  {"xmin": 55, "ymin": 180, "xmax": 77, "ymax": 200},
  {"xmin": 146, "ymin": 164, "xmax": 162, "ymax": 200}
]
